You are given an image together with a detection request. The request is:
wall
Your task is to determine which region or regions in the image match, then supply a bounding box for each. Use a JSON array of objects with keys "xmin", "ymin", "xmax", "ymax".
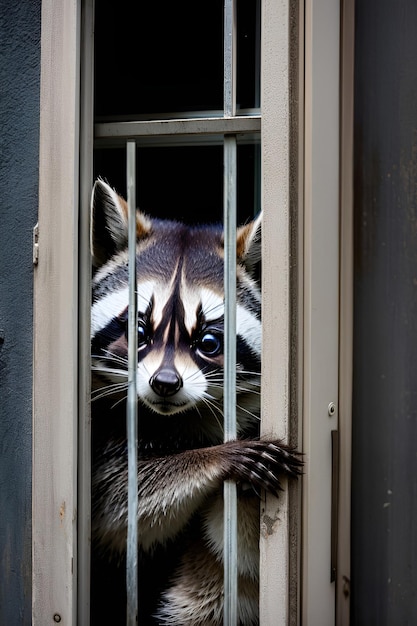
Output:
[
  {"xmin": 0, "ymin": 1, "xmax": 41, "ymax": 622},
  {"xmin": 352, "ymin": 0, "xmax": 417, "ymax": 622}
]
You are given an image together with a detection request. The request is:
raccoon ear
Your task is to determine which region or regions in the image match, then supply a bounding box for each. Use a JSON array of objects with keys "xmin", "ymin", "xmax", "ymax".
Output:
[
  {"xmin": 236, "ymin": 212, "xmax": 262, "ymax": 272},
  {"xmin": 90, "ymin": 178, "xmax": 151, "ymax": 267}
]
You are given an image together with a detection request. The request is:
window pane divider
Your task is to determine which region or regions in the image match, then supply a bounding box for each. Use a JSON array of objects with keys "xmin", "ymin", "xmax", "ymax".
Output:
[
  {"xmin": 95, "ymin": 115, "xmax": 260, "ymax": 142},
  {"xmin": 95, "ymin": 107, "xmax": 260, "ymax": 123}
]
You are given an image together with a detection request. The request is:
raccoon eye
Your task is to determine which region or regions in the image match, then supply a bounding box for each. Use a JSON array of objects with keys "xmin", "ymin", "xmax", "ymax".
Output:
[
  {"xmin": 196, "ymin": 332, "xmax": 222, "ymax": 357},
  {"xmin": 125, "ymin": 318, "xmax": 150, "ymax": 347},
  {"xmin": 137, "ymin": 321, "xmax": 150, "ymax": 347}
]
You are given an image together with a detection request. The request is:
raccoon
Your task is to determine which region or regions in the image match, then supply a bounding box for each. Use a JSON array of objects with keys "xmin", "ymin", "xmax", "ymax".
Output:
[{"xmin": 90, "ymin": 179, "xmax": 301, "ymax": 624}]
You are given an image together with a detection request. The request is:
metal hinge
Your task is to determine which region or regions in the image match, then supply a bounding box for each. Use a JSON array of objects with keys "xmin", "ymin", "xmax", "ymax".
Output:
[{"xmin": 33, "ymin": 223, "xmax": 39, "ymax": 265}]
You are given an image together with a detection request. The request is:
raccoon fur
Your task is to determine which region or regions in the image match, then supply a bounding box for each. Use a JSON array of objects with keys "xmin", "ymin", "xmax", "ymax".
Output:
[{"xmin": 90, "ymin": 179, "xmax": 301, "ymax": 624}]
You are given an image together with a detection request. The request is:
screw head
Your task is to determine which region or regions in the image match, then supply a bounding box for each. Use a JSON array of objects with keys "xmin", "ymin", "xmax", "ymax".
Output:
[{"xmin": 328, "ymin": 402, "xmax": 336, "ymax": 417}]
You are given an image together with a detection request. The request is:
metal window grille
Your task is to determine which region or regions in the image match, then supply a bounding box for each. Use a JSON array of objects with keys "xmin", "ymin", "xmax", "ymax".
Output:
[
  {"xmin": 122, "ymin": 139, "xmax": 242, "ymax": 622},
  {"xmin": 119, "ymin": 3, "xmax": 249, "ymax": 621},
  {"xmin": 82, "ymin": 0, "xmax": 261, "ymax": 626}
]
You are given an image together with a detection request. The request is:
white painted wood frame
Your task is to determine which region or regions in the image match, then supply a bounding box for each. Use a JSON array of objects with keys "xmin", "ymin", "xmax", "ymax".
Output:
[
  {"xmin": 260, "ymin": 0, "xmax": 301, "ymax": 624},
  {"xmin": 33, "ymin": 1, "xmax": 81, "ymax": 624},
  {"xmin": 302, "ymin": 0, "xmax": 346, "ymax": 624}
]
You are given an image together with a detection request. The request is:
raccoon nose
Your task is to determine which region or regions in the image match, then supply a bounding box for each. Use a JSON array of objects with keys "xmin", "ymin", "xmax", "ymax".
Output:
[{"xmin": 150, "ymin": 369, "xmax": 183, "ymax": 398}]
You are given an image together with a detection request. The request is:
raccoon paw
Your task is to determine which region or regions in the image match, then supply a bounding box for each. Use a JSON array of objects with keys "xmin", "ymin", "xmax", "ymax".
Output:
[{"xmin": 225, "ymin": 439, "xmax": 303, "ymax": 497}]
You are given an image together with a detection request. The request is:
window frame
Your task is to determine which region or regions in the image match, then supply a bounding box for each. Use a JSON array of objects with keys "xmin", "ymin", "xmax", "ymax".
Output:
[
  {"xmin": 301, "ymin": 0, "xmax": 341, "ymax": 622},
  {"xmin": 32, "ymin": 0, "xmax": 354, "ymax": 623},
  {"xmin": 33, "ymin": 1, "xmax": 81, "ymax": 624},
  {"xmin": 259, "ymin": 1, "xmax": 299, "ymax": 623},
  {"xmin": 301, "ymin": 1, "xmax": 354, "ymax": 624}
]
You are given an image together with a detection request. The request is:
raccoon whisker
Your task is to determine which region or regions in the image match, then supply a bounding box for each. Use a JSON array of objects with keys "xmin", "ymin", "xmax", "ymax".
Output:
[
  {"xmin": 203, "ymin": 383, "xmax": 258, "ymax": 401},
  {"xmin": 91, "ymin": 380, "xmax": 127, "ymax": 394},
  {"xmin": 194, "ymin": 404, "xmax": 206, "ymax": 424},
  {"xmin": 236, "ymin": 376, "xmax": 261, "ymax": 387},
  {"xmin": 136, "ymin": 291, "xmax": 151, "ymax": 306},
  {"xmin": 91, "ymin": 366, "xmax": 127, "ymax": 378},
  {"xmin": 202, "ymin": 370, "xmax": 223, "ymax": 379},
  {"xmin": 204, "ymin": 371, "xmax": 260, "ymax": 386},
  {"xmin": 91, "ymin": 353, "xmax": 128, "ymax": 369},
  {"xmin": 91, "ymin": 389, "xmax": 125, "ymax": 404},
  {"xmin": 181, "ymin": 368, "xmax": 206, "ymax": 383},
  {"xmin": 203, "ymin": 378, "xmax": 224, "ymax": 387},
  {"xmin": 195, "ymin": 399, "xmax": 224, "ymax": 439},
  {"xmin": 235, "ymin": 402, "xmax": 261, "ymax": 421},
  {"xmin": 203, "ymin": 380, "xmax": 224, "ymax": 390},
  {"xmin": 236, "ymin": 385, "xmax": 261, "ymax": 396},
  {"xmin": 202, "ymin": 394, "xmax": 225, "ymax": 418},
  {"xmin": 202, "ymin": 301, "xmax": 224, "ymax": 319},
  {"xmin": 102, "ymin": 350, "xmax": 129, "ymax": 367},
  {"xmin": 200, "ymin": 397, "xmax": 224, "ymax": 436},
  {"xmin": 110, "ymin": 394, "xmax": 129, "ymax": 411},
  {"xmin": 238, "ymin": 381, "xmax": 261, "ymax": 390},
  {"xmin": 139, "ymin": 360, "xmax": 152, "ymax": 379},
  {"xmin": 91, "ymin": 360, "xmax": 125, "ymax": 371},
  {"xmin": 201, "ymin": 373, "xmax": 224, "ymax": 385},
  {"xmin": 92, "ymin": 348, "xmax": 124, "ymax": 359},
  {"xmin": 91, "ymin": 382, "xmax": 128, "ymax": 402},
  {"xmin": 91, "ymin": 355, "xmax": 124, "ymax": 367},
  {"xmin": 237, "ymin": 370, "xmax": 261, "ymax": 378},
  {"xmin": 207, "ymin": 381, "xmax": 254, "ymax": 396},
  {"xmin": 202, "ymin": 390, "xmax": 221, "ymax": 402}
]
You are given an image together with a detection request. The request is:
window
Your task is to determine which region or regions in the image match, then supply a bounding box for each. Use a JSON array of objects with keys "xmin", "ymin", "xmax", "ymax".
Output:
[
  {"xmin": 89, "ymin": 2, "xmax": 264, "ymax": 623},
  {"xmin": 33, "ymin": 0, "xmax": 352, "ymax": 624}
]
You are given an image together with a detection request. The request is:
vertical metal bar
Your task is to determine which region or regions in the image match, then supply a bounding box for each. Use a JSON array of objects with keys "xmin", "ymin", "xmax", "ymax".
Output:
[
  {"xmin": 223, "ymin": 2, "xmax": 237, "ymax": 621},
  {"xmin": 78, "ymin": 1, "xmax": 94, "ymax": 624},
  {"xmin": 223, "ymin": 135, "xmax": 238, "ymax": 626},
  {"xmin": 223, "ymin": 138, "xmax": 237, "ymax": 444},
  {"xmin": 224, "ymin": 0, "xmax": 236, "ymax": 118},
  {"xmin": 126, "ymin": 141, "xmax": 138, "ymax": 626}
]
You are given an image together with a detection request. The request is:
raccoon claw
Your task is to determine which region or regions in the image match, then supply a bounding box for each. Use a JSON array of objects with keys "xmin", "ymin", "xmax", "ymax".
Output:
[{"xmin": 225, "ymin": 440, "xmax": 302, "ymax": 496}]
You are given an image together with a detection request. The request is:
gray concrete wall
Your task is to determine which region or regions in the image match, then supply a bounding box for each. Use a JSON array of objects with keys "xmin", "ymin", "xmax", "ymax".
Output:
[{"xmin": 0, "ymin": 1, "xmax": 41, "ymax": 623}]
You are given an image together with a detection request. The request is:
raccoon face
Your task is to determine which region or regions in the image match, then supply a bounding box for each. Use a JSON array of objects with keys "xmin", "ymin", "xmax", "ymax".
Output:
[{"xmin": 90, "ymin": 179, "xmax": 261, "ymax": 435}]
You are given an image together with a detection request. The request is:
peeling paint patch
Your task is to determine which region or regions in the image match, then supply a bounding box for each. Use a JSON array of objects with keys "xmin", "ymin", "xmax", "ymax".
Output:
[
  {"xmin": 59, "ymin": 502, "xmax": 66, "ymax": 523},
  {"xmin": 261, "ymin": 513, "xmax": 280, "ymax": 537}
]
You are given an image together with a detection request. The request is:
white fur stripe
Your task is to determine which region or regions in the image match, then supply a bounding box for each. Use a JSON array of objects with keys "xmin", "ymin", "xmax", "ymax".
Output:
[
  {"xmin": 236, "ymin": 305, "xmax": 261, "ymax": 356},
  {"xmin": 91, "ymin": 287, "xmax": 129, "ymax": 338},
  {"xmin": 197, "ymin": 289, "xmax": 261, "ymax": 355}
]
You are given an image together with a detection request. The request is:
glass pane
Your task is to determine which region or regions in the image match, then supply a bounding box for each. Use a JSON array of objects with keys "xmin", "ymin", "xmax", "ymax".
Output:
[
  {"xmin": 94, "ymin": 0, "xmax": 261, "ymax": 119},
  {"xmin": 94, "ymin": 1, "xmax": 223, "ymax": 118},
  {"xmin": 237, "ymin": 0, "xmax": 261, "ymax": 111}
]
